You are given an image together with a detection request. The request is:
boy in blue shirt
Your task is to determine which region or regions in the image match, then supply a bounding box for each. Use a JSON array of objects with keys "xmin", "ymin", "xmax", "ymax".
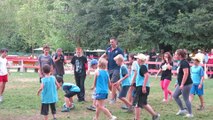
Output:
[
  {"xmin": 114, "ymin": 54, "xmax": 132, "ymax": 112},
  {"xmin": 61, "ymin": 83, "xmax": 80, "ymax": 112},
  {"xmin": 134, "ymin": 54, "xmax": 160, "ymax": 120},
  {"xmin": 37, "ymin": 64, "xmax": 60, "ymax": 120},
  {"xmin": 91, "ymin": 58, "xmax": 117, "ymax": 120},
  {"xmin": 189, "ymin": 56, "xmax": 205, "ymax": 110}
]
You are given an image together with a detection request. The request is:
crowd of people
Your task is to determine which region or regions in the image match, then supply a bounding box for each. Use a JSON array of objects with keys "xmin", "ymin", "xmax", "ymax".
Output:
[{"xmin": 0, "ymin": 37, "xmax": 212, "ymax": 120}]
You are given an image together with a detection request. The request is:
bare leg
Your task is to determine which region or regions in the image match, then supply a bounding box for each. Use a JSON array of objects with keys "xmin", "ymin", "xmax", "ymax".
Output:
[
  {"xmin": 135, "ymin": 107, "xmax": 141, "ymax": 120},
  {"xmin": 95, "ymin": 100, "xmax": 113, "ymax": 119},
  {"xmin": 0, "ymin": 82, "xmax": 5, "ymax": 96},
  {"xmin": 127, "ymin": 86, "xmax": 133, "ymax": 103},
  {"xmin": 189, "ymin": 94, "xmax": 194, "ymax": 103},
  {"xmin": 143, "ymin": 104, "xmax": 157, "ymax": 116},
  {"xmin": 199, "ymin": 96, "xmax": 205, "ymax": 107},
  {"xmin": 119, "ymin": 97, "xmax": 131, "ymax": 107},
  {"xmin": 44, "ymin": 115, "xmax": 48, "ymax": 120},
  {"xmin": 64, "ymin": 97, "xmax": 71, "ymax": 107},
  {"xmin": 111, "ymin": 84, "xmax": 116, "ymax": 100}
]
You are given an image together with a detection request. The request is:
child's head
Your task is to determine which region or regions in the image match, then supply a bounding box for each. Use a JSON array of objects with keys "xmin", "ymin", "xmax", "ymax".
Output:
[
  {"xmin": 98, "ymin": 58, "xmax": 108, "ymax": 69},
  {"xmin": 0, "ymin": 48, "xmax": 8, "ymax": 58},
  {"xmin": 42, "ymin": 64, "xmax": 51, "ymax": 75},
  {"xmin": 43, "ymin": 45, "xmax": 50, "ymax": 55},
  {"xmin": 163, "ymin": 52, "xmax": 172, "ymax": 63},
  {"xmin": 192, "ymin": 55, "xmax": 201, "ymax": 65},
  {"xmin": 134, "ymin": 54, "xmax": 147, "ymax": 65},
  {"xmin": 75, "ymin": 47, "xmax": 83, "ymax": 57},
  {"xmin": 128, "ymin": 53, "xmax": 136, "ymax": 63},
  {"xmin": 175, "ymin": 49, "xmax": 187, "ymax": 60},
  {"xmin": 114, "ymin": 54, "xmax": 124, "ymax": 66},
  {"xmin": 56, "ymin": 48, "xmax": 63, "ymax": 55},
  {"xmin": 90, "ymin": 59, "xmax": 98, "ymax": 69}
]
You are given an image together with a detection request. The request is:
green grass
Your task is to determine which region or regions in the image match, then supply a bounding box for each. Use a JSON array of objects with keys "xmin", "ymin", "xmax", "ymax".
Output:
[{"xmin": 0, "ymin": 72, "xmax": 213, "ymax": 120}]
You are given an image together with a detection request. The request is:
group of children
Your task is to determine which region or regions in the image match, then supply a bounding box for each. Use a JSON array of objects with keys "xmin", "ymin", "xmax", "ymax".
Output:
[{"xmin": 0, "ymin": 46, "xmax": 205, "ymax": 120}]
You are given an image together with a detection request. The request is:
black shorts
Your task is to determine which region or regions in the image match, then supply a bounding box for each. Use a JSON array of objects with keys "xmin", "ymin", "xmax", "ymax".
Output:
[
  {"xmin": 55, "ymin": 74, "xmax": 64, "ymax": 84},
  {"xmin": 41, "ymin": 103, "xmax": 56, "ymax": 116},
  {"xmin": 133, "ymin": 86, "xmax": 150, "ymax": 108},
  {"xmin": 63, "ymin": 86, "xmax": 79, "ymax": 98}
]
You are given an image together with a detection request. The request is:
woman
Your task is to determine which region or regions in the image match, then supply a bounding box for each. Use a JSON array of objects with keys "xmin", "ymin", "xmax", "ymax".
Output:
[
  {"xmin": 156, "ymin": 52, "xmax": 173, "ymax": 103},
  {"xmin": 173, "ymin": 49, "xmax": 193, "ymax": 118}
]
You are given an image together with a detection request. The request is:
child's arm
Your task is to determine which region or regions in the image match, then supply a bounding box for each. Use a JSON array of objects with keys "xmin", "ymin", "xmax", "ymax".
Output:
[
  {"xmin": 108, "ymin": 78, "xmax": 112, "ymax": 91},
  {"xmin": 37, "ymin": 83, "xmax": 44, "ymax": 96},
  {"xmin": 131, "ymin": 70, "xmax": 137, "ymax": 86},
  {"xmin": 142, "ymin": 72, "xmax": 149, "ymax": 93},
  {"xmin": 91, "ymin": 71, "xmax": 98, "ymax": 90},
  {"xmin": 199, "ymin": 67, "xmax": 205, "ymax": 89},
  {"xmin": 155, "ymin": 68, "xmax": 162, "ymax": 80}
]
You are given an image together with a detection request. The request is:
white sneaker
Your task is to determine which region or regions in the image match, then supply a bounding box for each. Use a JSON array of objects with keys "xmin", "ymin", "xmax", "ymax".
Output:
[
  {"xmin": 185, "ymin": 114, "xmax": 194, "ymax": 118},
  {"xmin": 0, "ymin": 96, "xmax": 3, "ymax": 102},
  {"xmin": 176, "ymin": 109, "xmax": 187, "ymax": 116},
  {"xmin": 109, "ymin": 99, "xmax": 116, "ymax": 104},
  {"xmin": 110, "ymin": 115, "xmax": 117, "ymax": 120},
  {"xmin": 152, "ymin": 113, "xmax": 160, "ymax": 120}
]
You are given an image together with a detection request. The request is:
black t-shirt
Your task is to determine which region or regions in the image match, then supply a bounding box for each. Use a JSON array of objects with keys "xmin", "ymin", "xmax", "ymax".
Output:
[
  {"xmin": 177, "ymin": 59, "xmax": 192, "ymax": 86},
  {"xmin": 149, "ymin": 52, "xmax": 156, "ymax": 61},
  {"xmin": 53, "ymin": 54, "xmax": 65, "ymax": 75},
  {"xmin": 71, "ymin": 56, "xmax": 87, "ymax": 75},
  {"xmin": 160, "ymin": 62, "xmax": 173, "ymax": 80},
  {"xmin": 139, "ymin": 65, "xmax": 148, "ymax": 77}
]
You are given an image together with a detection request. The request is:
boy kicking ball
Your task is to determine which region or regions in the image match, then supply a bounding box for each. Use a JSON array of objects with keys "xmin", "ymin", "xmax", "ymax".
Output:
[{"xmin": 61, "ymin": 83, "xmax": 80, "ymax": 112}]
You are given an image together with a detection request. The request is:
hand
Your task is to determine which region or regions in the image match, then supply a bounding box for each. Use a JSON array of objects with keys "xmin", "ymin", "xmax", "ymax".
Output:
[
  {"xmin": 142, "ymin": 86, "xmax": 146, "ymax": 93},
  {"xmin": 114, "ymin": 81, "xmax": 121, "ymax": 87},
  {"xmin": 91, "ymin": 86, "xmax": 95, "ymax": 90},
  {"xmin": 37, "ymin": 91, "xmax": 41, "ymax": 96},
  {"xmin": 198, "ymin": 84, "xmax": 202, "ymax": 89},
  {"xmin": 179, "ymin": 84, "xmax": 184, "ymax": 90},
  {"xmin": 155, "ymin": 75, "xmax": 158, "ymax": 80},
  {"xmin": 174, "ymin": 83, "xmax": 178, "ymax": 88}
]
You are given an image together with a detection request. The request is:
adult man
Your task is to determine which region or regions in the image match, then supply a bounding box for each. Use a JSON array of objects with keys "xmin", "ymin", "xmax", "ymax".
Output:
[
  {"xmin": 101, "ymin": 37, "xmax": 123, "ymax": 104},
  {"xmin": 53, "ymin": 48, "xmax": 65, "ymax": 85}
]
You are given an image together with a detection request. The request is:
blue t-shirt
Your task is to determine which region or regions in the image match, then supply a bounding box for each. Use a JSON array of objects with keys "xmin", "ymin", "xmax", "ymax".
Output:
[
  {"xmin": 136, "ymin": 64, "xmax": 150, "ymax": 87},
  {"xmin": 106, "ymin": 47, "xmax": 123, "ymax": 70},
  {"xmin": 191, "ymin": 65, "xmax": 204, "ymax": 85},
  {"xmin": 41, "ymin": 76, "xmax": 58, "ymax": 103},
  {"xmin": 96, "ymin": 69, "xmax": 109, "ymax": 94},
  {"xmin": 62, "ymin": 83, "xmax": 80, "ymax": 92},
  {"xmin": 120, "ymin": 64, "xmax": 130, "ymax": 86}
]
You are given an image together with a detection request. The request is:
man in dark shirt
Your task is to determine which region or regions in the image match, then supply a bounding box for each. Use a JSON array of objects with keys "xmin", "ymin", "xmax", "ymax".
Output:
[
  {"xmin": 101, "ymin": 37, "xmax": 123, "ymax": 104},
  {"xmin": 71, "ymin": 47, "xmax": 88, "ymax": 102},
  {"xmin": 53, "ymin": 48, "xmax": 65, "ymax": 85}
]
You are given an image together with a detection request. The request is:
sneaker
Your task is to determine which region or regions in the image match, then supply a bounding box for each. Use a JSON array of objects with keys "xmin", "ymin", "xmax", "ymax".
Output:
[
  {"xmin": 152, "ymin": 113, "xmax": 160, "ymax": 120},
  {"xmin": 109, "ymin": 99, "xmax": 116, "ymax": 104},
  {"xmin": 61, "ymin": 107, "xmax": 70, "ymax": 112},
  {"xmin": 109, "ymin": 115, "xmax": 117, "ymax": 120},
  {"xmin": 121, "ymin": 105, "xmax": 128, "ymax": 110},
  {"xmin": 70, "ymin": 104, "xmax": 75, "ymax": 109},
  {"xmin": 176, "ymin": 109, "xmax": 187, "ymax": 116},
  {"xmin": 185, "ymin": 114, "xmax": 194, "ymax": 118},
  {"xmin": 0, "ymin": 96, "xmax": 3, "ymax": 102},
  {"xmin": 87, "ymin": 105, "xmax": 96, "ymax": 111},
  {"xmin": 53, "ymin": 118, "xmax": 57, "ymax": 120},
  {"xmin": 197, "ymin": 105, "xmax": 204, "ymax": 111},
  {"xmin": 126, "ymin": 106, "xmax": 134, "ymax": 113}
]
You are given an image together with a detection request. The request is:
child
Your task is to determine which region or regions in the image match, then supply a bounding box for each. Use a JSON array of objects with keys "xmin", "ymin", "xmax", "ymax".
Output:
[
  {"xmin": 38, "ymin": 45, "xmax": 54, "ymax": 83},
  {"xmin": 71, "ymin": 47, "xmax": 88, "ymax": 102},
  {"xmin": 155, "ymin": 52, "xmax": 173, "ymax": 103},
  {"xmin": 189, "ymin": 56, "xmax": 205, "ymax": 110},
  {"xmin": 134, "ymin": 54, "xmax": 160, "ymax": 120},
  {"xmin": 87, "ymin": 59, "xmax": 98, "ymax": 111},
  {"xmin": 114, "ymin": 54, "xmax": 132, "ymax": 112},
  {"xmin": 61, "ymin": 83, "xmax": 80, "ymax": 112},
  {"xmin": 91, "ymin": 58, "xmax": 117, "ymax": 120},
  {"xmin": 0, "ymin": 48, "xmax": 9, "ymax": 103},
  {"xmin": 37, "ymin": 64, "xmax": 60, "ymax": 120}
]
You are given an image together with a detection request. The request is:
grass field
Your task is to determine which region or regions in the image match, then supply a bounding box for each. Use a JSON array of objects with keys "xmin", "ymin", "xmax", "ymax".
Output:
[{"xmin": 0, "ymin": 72, "xmax": 213, "ymax": 120}]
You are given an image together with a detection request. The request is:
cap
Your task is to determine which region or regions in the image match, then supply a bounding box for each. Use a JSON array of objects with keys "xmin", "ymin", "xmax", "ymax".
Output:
[
  {"xmin": 90, "ymin": 59, "xmax": 98, "ymax": 66},
  {"xmin": 134, "ymin": 54, "xmax": 147, "ymax": 61}
]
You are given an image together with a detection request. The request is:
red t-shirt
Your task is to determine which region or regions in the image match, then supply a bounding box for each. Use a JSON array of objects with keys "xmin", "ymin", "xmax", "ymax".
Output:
[{"xmin": 208, "ymin": 53, "xmax": 213, "ymax": 64}]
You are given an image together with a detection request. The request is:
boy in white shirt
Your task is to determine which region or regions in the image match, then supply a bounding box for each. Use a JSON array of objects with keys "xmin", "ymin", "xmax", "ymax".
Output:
[{"xmin": 0, "ymin": 48, "xmax": 8, "ymax": 103}]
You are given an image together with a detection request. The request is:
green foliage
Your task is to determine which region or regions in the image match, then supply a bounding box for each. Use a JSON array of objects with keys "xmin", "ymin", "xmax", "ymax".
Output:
[{"xmin": 0, "ymin": 0, "xmax": 212, "ymax": 52}]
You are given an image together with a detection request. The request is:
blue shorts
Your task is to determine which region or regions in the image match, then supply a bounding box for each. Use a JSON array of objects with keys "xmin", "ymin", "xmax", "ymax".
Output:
[
  {"xmin": 95, "ymin": 93, "xmax": 108, "ymax": 100},
  {"xmin": 118, "ymin": 86, "xmax": 130, "ymax": 98},
  {"xmin": 190, "ymin": 84, "xmax": 204, "ymax": 96}
]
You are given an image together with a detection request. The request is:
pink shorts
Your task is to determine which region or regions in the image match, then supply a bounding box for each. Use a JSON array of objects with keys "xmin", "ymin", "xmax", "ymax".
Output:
[{"xmin": 0, "ymin": 75, "xmax": 8, "ymax": 82}]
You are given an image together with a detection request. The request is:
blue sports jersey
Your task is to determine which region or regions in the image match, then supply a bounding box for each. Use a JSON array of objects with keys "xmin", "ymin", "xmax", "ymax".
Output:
[
  {"xmin": 135, "ymin": 64, "xmax": 150, "ymax": 87},
  {"xmin": 191, "ymin": 65, "xmax": 204, "ymax": 85},
  {"xmin": 96, "ymin": 69, "xmax": 109, "ymax": 94},
  {"xmin": 120, "ymin": 64, "xmax": 130, "ymax": 86},
  {"xmin": 41, "ymin": 76, "xmax": 58, "ymax": 103}
]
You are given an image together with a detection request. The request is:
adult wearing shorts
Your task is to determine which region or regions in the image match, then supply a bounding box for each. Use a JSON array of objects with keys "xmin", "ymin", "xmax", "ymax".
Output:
[{"xmin": 101, "ymin": 37, "xmax": 123, "ymax": 103}]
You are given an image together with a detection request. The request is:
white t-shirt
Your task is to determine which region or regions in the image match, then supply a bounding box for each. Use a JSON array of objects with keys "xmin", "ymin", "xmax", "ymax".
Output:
[{"xmin": 0, "ymin": 57, "xmax": 8, "ymax": 76}]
